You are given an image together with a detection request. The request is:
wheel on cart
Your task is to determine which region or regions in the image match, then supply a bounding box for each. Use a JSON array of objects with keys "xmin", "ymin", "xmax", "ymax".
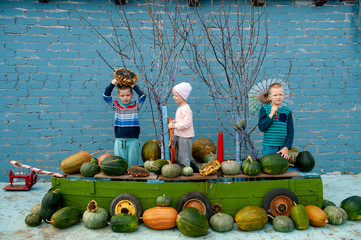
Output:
[
  {"xmin": 262, "ymin": 188, "xmax": 299, "ymax": 218},
  {"xmin": 176, "ymin": 192, "xmax": 213, "ymax": 219},
  {"xmin": 110, "ymin": 193, "xmax": 142, "ymax": 218}
]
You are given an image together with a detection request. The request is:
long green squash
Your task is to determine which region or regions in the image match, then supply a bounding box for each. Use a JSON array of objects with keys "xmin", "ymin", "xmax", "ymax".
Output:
[
  {"xmin": 290, "ymin": 203, "xmax": 309, "ymax": 230},
  {"xmin": 60, "ymin": 151, "xmax": 99, "ymax": 174},
  {"xmin": 260, "ymin": 153, "xmax": 289, "ymax": 175}
]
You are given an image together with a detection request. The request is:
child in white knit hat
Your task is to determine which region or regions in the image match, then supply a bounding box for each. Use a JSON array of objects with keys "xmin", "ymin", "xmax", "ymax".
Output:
[{"xmin": 168, "ymin": 82, "xmax": 195, "ymax": 168}]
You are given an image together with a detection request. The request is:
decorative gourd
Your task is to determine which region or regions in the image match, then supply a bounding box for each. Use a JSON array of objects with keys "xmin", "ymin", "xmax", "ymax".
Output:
[
  {"xmin": 322, "ymin": 199, "xmax": 336, "ymax": 209},
  {"xmin": 288, "ymin": 147, "xmax": 300, "ymax": 166},
  {"xmin": 144, "ymin": 160, "xmax": 154, "ymax": 171},
  {"xmin": 97, "ymin": 152, "xmax": 113, "ymax": 165},
  {"xmin": 142, "ymin": 206, "xmax": 178, "ymax": 230},
  {"xmin": 241, "ymin": 156, "xmax": 261, "ymax": 176},
  {"xmin": 156, "ymin": 194, "xmax": 172, "ymax": 207},
  {"xmin": 340, "ymin": 196, "xmax": 361, "ymax": 220},
  {"xmin": 221, "ymin": 160, "xmax": 241, "ymax": 175},
  {"xmin": 109, "ymin": 213, "xmax": 138, "ymax": 232},
  {"xmin": 141, "ymin": 140, "xmax": 161, "ymax": 162},
  {"xmin": 260, "ymin": 153, "xmax": 289, "ymax": 175},
  {"xmin": 161, "ymin": 161, "xmax": 181, "ymax": 178},
  {"xmin": 83, "ymin": 200, "xmax": 109, "ymax": 229},
  {"xmin": 31, "ymin": 203, "xmax": 42, "ymax": 215},
  {"xmin": 100, "ymin": 156, "xmax": 128, "ymax": 176},
  {"xmin": 209, "ymin": 213, "xmax": 234, "ymax": 232},
  {"xmin": 235, "ymin": 206, "xmax": 268, "ymax": 231},
  {"xmin": 60, "ymin": 151, "xmax": 99, "ymax": 174},
  {"xmin": 290, "ymin": 203, "xmax": 309, "ymax": 230},
  {"xmin": 150, "ymin": 159, "xmax": 168, "ymax": 174},
  {"xmin": 272, "ymin": 216, "xmax": 294, "ymax": 232},
  {"xmin": 192, "ymin": 138, "xmax": 216, "ymax": 163},
  {"xmin": 324, "ymin": 206, "xmax": 347, "ymax": 225},
  {"xmin": 47, "ymin": 206, "xmax": 81, "ymax": 229},
  {"xmin": 80, "ymin": 162, "xmax": 99, "ymax": 177},
  {"xmin": 183, "ymin": 167, "xmax": 193, "ymax": 176},
  {"xmin": 295, "ymin": 146, "xmax": 315, "ymax": 172},
  {"xmin": 40, "ymin": 189, "xmax": 63, "ymax": 221},
  {"xmin": 305, "ymin": 205, "xmax": 328, "ymax": 227},
  {"xmin": 176, "ymin": 207, "xmax": 209, "ymax": 237},
  {"xmin": 203, "ymin": 153, "xmax": 217, "ymax": 163},
  {"xmin": 25, "ymin": 213, "xmax": 42, "ymax": 227}
]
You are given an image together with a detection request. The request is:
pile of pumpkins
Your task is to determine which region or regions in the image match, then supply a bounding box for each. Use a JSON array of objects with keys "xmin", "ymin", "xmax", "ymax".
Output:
[{"xmin": 25, "ymin": 188, "xmax": 361, "ymax": 237}]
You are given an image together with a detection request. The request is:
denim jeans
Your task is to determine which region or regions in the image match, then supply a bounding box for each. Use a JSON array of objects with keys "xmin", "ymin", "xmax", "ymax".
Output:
[{"xmin": 262, "ymin": 145, "xmax": 282, "ymax": 156}]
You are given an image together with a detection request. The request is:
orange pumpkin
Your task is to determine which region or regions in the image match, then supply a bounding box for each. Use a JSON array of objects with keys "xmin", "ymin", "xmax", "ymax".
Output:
[
  {"xmin": 305, "ymin": 205, "xmax": 328, "ymax": 227},
  {"xmin": 142, "ymin": 206, "xmax": 178, "ymax": 230},
  {"xmin": 97, "ymin": 152, "xmax": 113, "ymax": 165}
]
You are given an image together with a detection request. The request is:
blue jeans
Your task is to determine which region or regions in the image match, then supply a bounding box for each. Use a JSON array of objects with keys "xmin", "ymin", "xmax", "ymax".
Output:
[{"xmin": 262, "ymin": 145, "xmax": 282, "ymax": 156}]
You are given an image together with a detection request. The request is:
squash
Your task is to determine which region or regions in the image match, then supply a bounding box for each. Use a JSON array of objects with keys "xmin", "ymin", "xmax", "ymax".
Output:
[
  {"xmin": 144, "ymin": 160, "xmax": 154, "ymax": 171},
  {"xmin": 40, "ymin": 189, "xmax": 63, "ymax": 221},
  {"xmin": 142, "ymin": 206, "xmax": 178, "ymax": 230},
  {"xmin": 192, "ymin": 138, "xmax": 216, "ymax": 163},
  {"xmin": 305, "ymin": 205, "xmax": 328, "ymax": 227},
  {"xmin": 150, "ymin": 159, "xmax": 168, "ymax": 174},
  {"xmin": 209, "ymin": 212, "xmax": 234, "ymax": 232},
  {"xmin": 31, "ymin": 203, "xmax": 42, "ymax": 215},
  {"xmin": 221, "ymin": 160, "xmax": 241, "ymax": 175},
  {"xmin": 272, "ymin": 216, "xmax": 294, "ymax": 232},
  {"xmin": 60, "ymin": 151, "xmax": 99, "ymax": 174},
  {"xmin": 183, "ymin": 167, "xmax": 193, "ymax": 176},
  {"xmin": 324, "ymin": 206, "xmax": 347, "ymax": 225},
  {"xmin": 288, "ymin": 147, "xmax": 300, "ymax": 166},
  {"xmin": 47, "ymin": 206, "xmax": 81, "ymax": 229},
  {"xmin": 203, "ymin": 153, "xmax": 217, "ymax": 163},
  {"xmin": 322, "ymin": 199, "xmax": 336, "ymax": 209},
  {"xmin": 156, "ymin": 194, "xmax": 172, "ymax": 207},
  {"xmin": 109, "ymin": 213, "xmax": 138, "ymax": 232},
  {"xmin": 235, "ymin": 206, "xmax": 268, "ymax": 231},
  {"xmin": 90, "ymin": 157, "xmax": 98, "ymax": 164},
  {"xmin": 97, "ymin": 152, "xmax": 113, "ymax": 165},
  {"xmin": 161, "ymin": 161, "xmax": 181, "ymax": 178},
  {"xmin": 241, "ymin": 156, "xmax": 261, "ymax": 176},
  {"xmin": 100, "ymin": 155, "xmax": 128, "ymax": 176},
  {"xmin": 80, "ymin": 162, "xmax": 99, "ymax": 177},
  {"xmin": 141, "ymin": 140, "xmax": 161, "ymax": 162},
  {"xmin": 83, "ymin": 200, "xmax": 109, "ymax": 229},
  {"xmin": 340, "ymin": 195, "xmax": 361, "ymax": 220},
  {"xmin": 295, "ymin": 146, "xmax": 315, "ymax": 172},
  {"xmin": 176, "ymin": 207, "xmax": 209, "ymax": 237},
  {"xmin": 25, "ymin": 213, "xmax": 42, "ymax": 227},
  {"xmin": 290, "ymin": 203, "xmax": 309, "ymax": 230},
  {"xmin": 259, "ymin": 153, "xmax": 289, "ymax": 175}
]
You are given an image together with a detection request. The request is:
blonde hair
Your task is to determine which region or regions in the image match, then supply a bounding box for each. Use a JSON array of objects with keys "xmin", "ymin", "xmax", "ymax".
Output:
[{"xmin": 267, "ymin": 83, "xmax": 283, "ymax": 95}]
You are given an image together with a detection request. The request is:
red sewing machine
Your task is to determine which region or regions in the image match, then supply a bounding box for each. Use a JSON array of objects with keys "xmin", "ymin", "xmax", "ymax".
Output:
[{"xmin": 3, "ymin": 170, "xmax": 38, "ymax": 191}]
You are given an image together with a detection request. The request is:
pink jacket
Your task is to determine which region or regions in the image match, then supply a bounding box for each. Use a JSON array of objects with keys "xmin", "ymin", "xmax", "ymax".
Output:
[{"xmin": 173, "ymin": 104, "xmax": 195, "ymax": 138}]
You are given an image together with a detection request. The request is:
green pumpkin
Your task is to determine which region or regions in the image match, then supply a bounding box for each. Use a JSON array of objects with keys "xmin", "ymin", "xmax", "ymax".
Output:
[
  {"xmin": 340, "ymin": 196, "xmax": 361, "ymax": 221},
  {"xmin": 31, "ymin": 203, "xmax": 42, "ymax": 215},
  {"xmin": 209, "ymin": 213, "xmax": 234, "ymax": 232},
  {"xmin": 322, "ymin": 199, "xmax": 336, "ymax": 210},
  {"xmin": 25, "ymin": 213, "xmax": 42, "ymax": 227},
  {"xmin": 221, "ymin": 160, "xmax": 241, "ymax": 175},
  {"xmin": 241, "ymin": 156, "xmax": 261, "ymax": 176},
  {"xmin": 150, "ymin": 159, "xmax": 168, "ymax": 174},
  {"xmin": 324, "ymin": 206, "xmax": 348, "ymax": 225},
  {"xmin": 235, "ymin": 206, "xmax": 268, "ymax": 231},
  {"xmin": 260, "ymin": 153, "xmax": 289, "ymax": 175},
  {"xmin": 203, "ymin": 153, "xmax": 217, "ymax": 163},
  {"xmin": 110, "ymin": 213, "xmax": 138, "ymax": 232},
  {"xmin": 272, "ymin": 216, "xmax": 294, "ymax": 232},
  {"xmin": 290, "ymin": 203, "xmax": 309, "ymax": 230},
  {"xmin": 83, "ymin": 200, "xmax": 109, "ymax": 229},
  {"xmin": 144, "ymin": 160, "xmax": 154, "ymax": 171},
  {"xmin": 192, "ymin": 138, "xmax": 216, "ymax": 163},
  {"xmin": 156, "ymin": 194, "xmax": 172, "ymax": 207},
  {"xmin": 161, "ymin": 161, "xmax": 181, "ymax": 178},
  {"xmin": 80, "ymin": 162, "xmax": 99, "ymax": 177},
  {"xmin": 176, "ymin": 207, "xmax": 209, "ymax": 237},
  {"xmin": 48, "ymin": 206, "xmax": 81, "ymax": 229},
  {"xmin": 90, "ymin": 157, "xmax": 98, "ymax": 164},
  {"xmin": 40, "ymin": 189, "xmax": 63, "ymax": 222},
  {"xmin": 296, "ymin": 147, "xmax": 315, "ymax": 172},
  {"xmin": 100, "ymin": 156, "xmax": 128, "ymax": 176},
  {"xmin": 141, "ymin": 140, "xmax": 161, "ymax": 162},
  {"xmin": 183, "ymin": 167, "xmax": 194, "ymax": 176}
]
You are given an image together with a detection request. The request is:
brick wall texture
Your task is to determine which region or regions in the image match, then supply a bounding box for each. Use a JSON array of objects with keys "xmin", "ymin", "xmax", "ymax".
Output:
[{"xmin": 0, "ymin": 0, "xmax": 360, "ymax": 181}]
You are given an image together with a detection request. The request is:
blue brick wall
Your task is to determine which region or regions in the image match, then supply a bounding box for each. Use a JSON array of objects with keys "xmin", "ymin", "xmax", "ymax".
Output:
[{"xmin": 0, "ymin": 0, "xmax": 360, "ymax": 181}]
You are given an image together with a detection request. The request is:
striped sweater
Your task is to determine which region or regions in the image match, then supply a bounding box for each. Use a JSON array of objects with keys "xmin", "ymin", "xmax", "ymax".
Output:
[
  {"xmin": 258, "ymin": 103, "xmax": 294, "ymax": 149},
  {"xmin": 103, "ymin": 83, "xmax": 146, "ymax": 139}
]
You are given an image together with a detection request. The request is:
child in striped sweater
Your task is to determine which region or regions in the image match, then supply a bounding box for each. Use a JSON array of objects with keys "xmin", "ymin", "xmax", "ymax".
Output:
[{"xmin": 258, "ymin": 83, "xmax": 294, "ymax": 159}]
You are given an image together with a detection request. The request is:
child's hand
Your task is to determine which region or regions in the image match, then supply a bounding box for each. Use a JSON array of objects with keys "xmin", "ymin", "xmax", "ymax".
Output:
[
  {"xmin": 111, "ymin": 79, "xmax": 117, "ymax": 85},
  {"xmin": 269, "ymin": 105, "xmax": 278, "ymax": 118},
  {"xmin": 168, "ymin": 122, "xmax": 175, "ymax": 129},
  {"xmin": 277, "ymin": 147, "xmax": 289, "ymax": 159}
]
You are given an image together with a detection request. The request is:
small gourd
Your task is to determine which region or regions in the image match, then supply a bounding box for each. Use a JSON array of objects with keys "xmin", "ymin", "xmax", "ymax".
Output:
[
  {"xmin": 183, "ymin": 167, "xmax": 194, "ymax": 176},
  {"xmin": 322, "ymin": 199, "xmax": 336, "ymax": 210},
  {"xmin": 161, "ymin": 161, "xmax": 181, "ymax": 178},
  {"xmin": 203, "ymin": 153, "xmax": 217, "ymax": 163},
  {"xmin": 221, "ymin": 160, "xmax": 241, "ymax": 175},
  {"xmin": 324, "ymin": 206, "xmax": 348, "ymax": 225},
  {"xmin": 272, "ymin": 215, "xmax": 295, "ymax": 232},
  {"xmin": 156, "ymin": 194, "xmax": 172, "ymax": 207},
  {"xmin": 31, "ymin": 203, "xmax": 42, "ymax": 215},
  {"xmin": 80, "ymin": 162, "xmax": 100, "ymax": 177},
  {"xmin": 83, "ymin": 200, "xmax": 109, "ymax": 229},
  {"xmin": 295, "ymin": 146, "xmax": 315, "ymax": 172},
  {"xmin": 241, "ymin": 156, "xmax": 261, "ymax": 176},
  {"xmin": 209, "ymin": 212, "xmax": 234, "ymax": 232},
  {"xmin": 144, "ymin": 160, "xmax": 154, "ymax": 171},
  {"xmin": 25, "ymin": 213, "xmax": 42, "ymax": 227}
]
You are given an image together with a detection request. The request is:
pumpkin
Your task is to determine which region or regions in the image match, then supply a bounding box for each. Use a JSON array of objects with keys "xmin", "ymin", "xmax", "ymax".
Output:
[
  {"xmin": 176, "ymin": 207, "xmax": 209, "ymax": 237},
  {"xmin": 340, "ymin": 196, "xmax": 361, "ymax": 220},
  {"xmin": 141, "ymin": 140, "xmax": 161, "ymax": 162},
  {"xmin": 290, "ymin": 203, "xmax": 309, "ymax": 230},
  {"xmin": 90, "ymin": 157, "xmax": 98, "ymax": 164},
  {"xmin": 31, "ymin": 203, "xmax": 42, "ymax": 215},
  {"xmin": 80, "ymin": 162, "xmax": 99, "ymax": 177},
  {"xmin": 142, "ymin": 206, "xmax": 178, "ymax": 230},
  {"xmin": 203, "ymin": 153, "xmax": 217, "ymax": 163},
  {"xmin": 183, "ymin": 166, "xmax": 194, "ymax": 176},
  {"xmin": 221, "ymin": 160, "xmax": 241, "ymax": 175},
  {"xmin": 259, "ymin": 153, "xmax": 289, "ymax": 175},
  {"xmin": 83, "ymin": 200, "xmax": 109, "ymax": 229},
  {"xmin": 97, "ymin": 152, "xmax": 113, "ymax": 165},
  {"xmin": 235, "ymin": 206, "xmax": 268, "ymax": 231},
  {"xmin": 209, "ymin": 213, "xmax": 234, "ymax": 232},
  {"xmin": 60, "ymin": 151, "xmax": 99, "ymax": 174},
  {"xmin": 272, "ymin": 216, "xmax": 294, "ymax": 232},
  {"xmin": 161, "ymin": 161, "xmax": 181, "ymax": 178},
  {"xmin": 110, "ymin": 213, "xmax": 138, "ymax": 232},
  {"xmin": 156, "ymin": 194, "xmax": 172, "ymax": 207},
  {"xmin": 305, "ymin": 205, "xmax": 328, "ymax": 227},
  {"xmin": 47, "ymin": 206, "xmax": 81, "ymax": 229},
  {"xmin": 322, "ymin": 199, "xmax": 336, "ymax": 210},
  {"xmin": 40, "ymin": 189, "xmax": 63, "ymax": 221},
  {"xmin": 100, "ymin": 155, "xmax": 128, "ymax": 176},
  {"xmin": 324, "ymin": 206, "xmax": 347, "ymax": 225},
  {"xmin": 241, "ymin": 156, "xmax": 261, "ymax": 176},
  {"xmin": 288, "ymin": 147, "xmax": 300, "ymax": 166},
  {"xmin": 144, "ymin": 160, "xmax": 154, "ymax": 171},
  {"xmin": 192, "ymin": 138, "xmax": 216, "ymax": 163},
  {"xmin": 150, "ymin": 159, "xmax": 168, "ymax": 174},
  {"xmin": 25, "ymin": 213, "xmax": 42, "ymax": 227},
  {"xmin": 295, "ymin": 146, "xmax": 315, "ymax": 172}
]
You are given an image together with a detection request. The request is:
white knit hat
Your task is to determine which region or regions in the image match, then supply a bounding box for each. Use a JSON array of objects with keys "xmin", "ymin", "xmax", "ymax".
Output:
[{"xmin": 173, "ymin": 82, "xmax": 192, "ymax": 101}]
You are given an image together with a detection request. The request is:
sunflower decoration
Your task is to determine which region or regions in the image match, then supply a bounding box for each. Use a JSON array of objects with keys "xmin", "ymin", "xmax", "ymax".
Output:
[{"xmin": 113, "ymin": 68, "xmax": 138, "ymax": 87}]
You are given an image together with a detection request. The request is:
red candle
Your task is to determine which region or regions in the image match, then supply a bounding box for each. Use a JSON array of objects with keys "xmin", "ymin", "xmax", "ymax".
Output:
[{"xmin": 217, "ymin": 131, "xmax": 224, "ymax": 163}]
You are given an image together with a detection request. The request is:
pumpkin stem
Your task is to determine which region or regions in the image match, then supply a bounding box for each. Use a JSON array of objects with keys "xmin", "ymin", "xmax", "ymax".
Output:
[
  {"xmin": 90, "ymin": 152, "xmax": 100, "ymax": 157},
  {"xmin": 289, "ymin": 163, "xmax": 294, "ymax": 167},
  {"xmin": 217, "ymin": 212, "xmax": 222, "ymax": 217},
  {"xmin": 293, "ymin": 201, "xmax": 297, "ymax": 206},
  {"xmin": 87, "ymin": 200, "xmax": 98, "ymax": 212},
  {"xmin": 46, "ymin": 219, "xmax": 54, "ymax": 224},
  {"xmin": 167, "ymin": 160, "xmax": 172, "ymax": 165},
  {"xmin": 267, "ymin": 214, "xmax": 274, "ymax": 220},
  {"xmin": 52, "ymin": 189, "xmax": 60, "ymax": 194}
]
